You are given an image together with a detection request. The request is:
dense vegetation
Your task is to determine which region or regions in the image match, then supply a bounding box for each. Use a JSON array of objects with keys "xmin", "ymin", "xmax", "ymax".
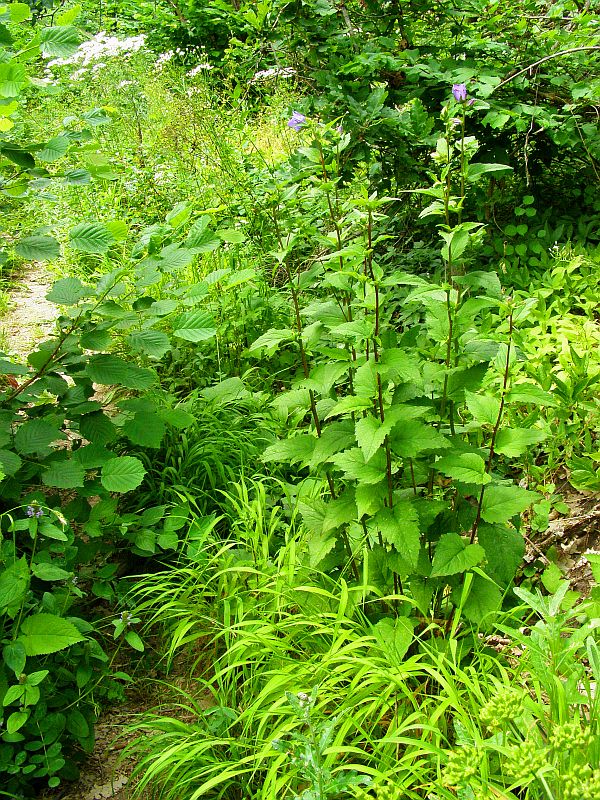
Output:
[{"xmin": 0, "ymin": 0, "xmax": 599, "ymax": 798}]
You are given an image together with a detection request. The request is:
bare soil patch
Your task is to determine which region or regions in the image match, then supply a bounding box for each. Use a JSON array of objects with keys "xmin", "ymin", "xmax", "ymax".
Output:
[{"xmin": 1, "ymin": 264, "xmax": 58, "ymax": 360}]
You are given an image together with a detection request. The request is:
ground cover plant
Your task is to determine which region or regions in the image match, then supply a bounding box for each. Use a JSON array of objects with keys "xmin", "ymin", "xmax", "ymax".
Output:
[{"xmin": 0, "ymin": 0, "xmax": 599, "ymax": 798}]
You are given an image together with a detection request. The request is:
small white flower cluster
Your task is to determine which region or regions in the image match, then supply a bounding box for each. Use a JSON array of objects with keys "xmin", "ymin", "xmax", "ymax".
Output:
[
  {"xmin": 187, "ymin": 63, "xmax": 214, "ymax": 77},
  {"xmin": 46, "ymin": 32, "xmax": 146, "ymax": 81},
  {"xmin": 155, "ymin": 50, "xmax": 176, "ymax": 70},
  {"xmin": 251, "ymin": 66, "xmax": 295, "ymax": 83}
]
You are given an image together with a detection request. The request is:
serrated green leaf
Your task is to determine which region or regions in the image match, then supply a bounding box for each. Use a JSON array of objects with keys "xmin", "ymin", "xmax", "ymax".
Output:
[
  {"xmin": 0, "ymin": 558, "xmax": 29, "ymax": 615},
  {"xmin": 85, "ymin": 355, "xmax": 156, "ymax": 389},
  {"xmin": 461, "ymin": 574, "xmax": 502, "ymax": 625},
  {"xmin": 122, "ymin": 413, "xmax": 166, "ymax": 448},
  {"xmin": 37, "ymin": 134, "xmax": 70, "ymax": 163},
  {"xmin": 370, "ymin": 617, "xmax": 415, "ymax": 664},
  {"xmin": 39, "ymin": 25, "xmax": 79, "ymax": 58},
  {"xmin": 15, "ymin": 235, "xmax": 60, "ymax": 262},
  {"xmin": 79, "ymin": 411, "xmax": 117, "ymax": 444},
  {"xmin": 494, "ymin": 428, "xmax": 547, "ymax": 458},
  {"xmin": 173, "ymin": 310, "xmax": 216, "ymax": 343},
  {"xmin": 374, "ymin": 502, "xmax": 420, "ymax": 570},
  {"xmin": 263, "ymin": 433, "xmax": 315, "ymax": 465},
  {"xmin": 247, "ymin": 328, "xmax": 294, "ymax": 356},
  {"xmin": 465, "ymin": 391, "xmax": 501, "ymax": 426},
  {"xmin": 216, "ymin": 228, "xmax": 245, "ymax": 244},
  {"xmin": 431, "ymin": 533, "xmax": 484, "ymax": 577},
  {"xmin": 46, "ymin": 277, "xmax": 89, "ymax": 304},
  {"xmin": 127, "ymin": 330, "xmax": 171, "ymax": 359},
  {"xmin": 310, "ymin": 421, "xmax": 355, "ymax": 468},
  {"xmin": 0, "ymin": 449, "xmax": 22, "ymax": 476},
  {"xmin": 390, "ymin": 421, "xmax": 450, "ymax": 458},
  {"xmin": 2, "ymin": 641, "xmax": 26, "ymax": 675},
  {"xmin": 355, "ymin": 415, "xmax": 389, "ymax": 462},
  {"xmin": 19, "ymin": 613, "xmax": 85, "ymax": 656},
  {"xmin": 478, "ymin": 524, "xmax": 524, "ymax": 586},
  {"xmin": 0, "ymin": 62, "xmax": 27, "ymax": 98},
  {"xmin": 435, "ymin": 452, "xmax": 491, "ymax": 485},
  {"xmin": 69, "ymin": 222, "xmax": 114, "ymax": 254},
  {"xmin": 329, "ymin": 448, "xmax": 388, "ymax": 484},
  {"xmin": 100, "ymin": 456, "xmax": 145, "ymax": 493},
  {"xmin": 42, "ymin": 459, "xmax": 86, "ymax": 489},
  {"xmin": 480, "ymin": 485, "xmax": 538, "ymax": 524},
  {"xmin": 14, "ymin": 419, "xmax": 65, "ymax": 454},
  {"xmin": 8, "ymin": 3, "xmax": 31, "ymax": 23},
  {"xmin": 507, "ymin": 383, "xmax": 558, "ymax": 407}
]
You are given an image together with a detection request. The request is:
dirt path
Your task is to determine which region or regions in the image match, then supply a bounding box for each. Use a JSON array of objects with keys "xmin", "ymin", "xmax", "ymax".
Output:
[{"xmin": 1, "ymin": 263, "xmax": 59, "ymax": 360}]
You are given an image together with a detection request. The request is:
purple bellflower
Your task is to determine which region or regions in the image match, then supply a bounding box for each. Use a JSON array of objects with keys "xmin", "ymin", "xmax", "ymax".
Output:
[
  {"xmin": 287, "ymin": 111, "xmax": 306, "ymax": 131},
  {"xmin": 452, "ymin": 83, "xmax": 468, "ymax": 102}
]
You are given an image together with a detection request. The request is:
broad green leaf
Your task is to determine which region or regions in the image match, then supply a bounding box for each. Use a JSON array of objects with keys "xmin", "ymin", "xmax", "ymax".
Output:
[
  {"xmin": 0, "ymin": 449, "xmax": 21, "ymax": 476},
  {"xmin": 100, "ymin": 456, "xmax": 146, "ymax": 493},
  {"xmin": 355, "ymin": 415, "xmax": 390, "ymax": 462},
  {"xmin": 19, "ymin": 613, "xmax": 85, "ymax": 656},
  {"xmin": 370, "ymin": 617, "xmax": 415, "ymax": 664},
  {"xmin": 467, "ymin": 162, "xmax": 512, "ymax": 180},
  {"xmin": 480, "ymin": 485, "xmax": 538, "ymax": 524},
  {"xmin": 465, "ymin": 391, "xmax": 501, "ymax": 426},
  {"xmin": 127, "ymin": 330, "xmax": 171, "ymax": 359},
  {"xmin": 64, "ymin": 168, "xmax": 91, "ymax": 186},
  {"xmin": 247, "ymin": 328, "xmax": 294, "ymax": 356},
  {"xmin": 186, "ymin": 220, "xmax": 220, "ymax": 252},
  {"xmin": 125, "ymin": 630, "xmax": 144, "ymax": 651},
  {"xmin": 31, "ymin": 563, "xmax": 72, "ymax": 581},
  {"xmin": 85, "ymin": 355, "xmax": 156, "ymax": 390},
  {"xmin": 14, "ymin": 419, "xmax": 64, "ymax": 454},
  {"xmin": 430, "ymin": 533, "xmax": 484, "ymax": 577},
  {"xmin": 263, "ymin": 433, "xmax": 316, "ymax": 465},
  {"xmin": 310, "ymin": 421, "xmax": 355, "ymax": 468},
  {"xmin": 165, "ymin": 201, "xmax": 192, "ymax": 228},
  {"xmin": 494, "ymin": 427, "xmax": 547, "ymax": 458},
  {"xmin": 66, "ymin": 709, "xmax": 89, "ymax": 739},
  {"xmin": 304, "ymin": 529, "xmax": 337, "ymax": 568},
  {"xmin": 478, "ymin": 524, "xmax": 524, "ymax": 586},
  {"xmin": 42, "ymin": 459, "xmax": 86, "ymax": 489},
  {"xmin": 15, "ymin": 235, "xmax": 60, "ymax": 262},
  {"xmin": 216, "ymin": 228, "xmax": 246, "ymax": 244},
  {"xmin": 39, "ymin": 25, "xmax": 79, "ymax": 58},
  {"xmin": 435, "ymin": 452, "xmax": 491, "ymax": 485},
  {"xmin": 507, "ymin": 383, "xmax": 558, "ymax": 407},
  {"xmin": 390, "ymin": 421, "xmax": 450, "ymax": 458},
  {"xmin": 173, "ymin": 310, "xmax": 216, "ymax": 343},
  {"xmin": 374, "ymin": 502, "xmax": 420, "ymax": 570},
  {"xmin": 7, "ymin": 711, "xmax": 28, "ymax": 734},
  {"xmin": 0, "ymin": 62, "xmax": 27, "ymax": 98},
  {"xmin": 79, "ymin": 411, "xmax": 117, "ymax": 444},
  {"xmin": 329, "ymin": 448, "xmax": 388, "ymax": 484},
  {"xmin": 69, "ymin": 222, "xmax": 114, "ymax": 254},
  {"xmin": 46, "ymin": 276, "xmax": 90, "ymax": 304},
  {"xmin": 323, "ymin": 490, "xmax": 357, "ymax": 532},
  {"xmin": 134, "ymin": 529, "xmax": 155, "ymax": 553},
  {"xmin": 461, "ymin": 574, "xmax": 503, "ymax": 625},
  {"xmin": 0, "ymin": 558, "xmax": 29, "ymax": 615},
  {"xmin": 37, "ymin": 135, "xmax": 70, "ymax": 163},
  {"xmin": 201, "ymin": 377, "xmax": 248, "ymax": 403},
  {"xmin": 2, "ymin": 641, "xmax": 26, "ymax": 675},
  {"xmin": 8, "ymin": 3, "xmax": 31, "ymax": 22},
  {"xmin": 122, "ymin": 413, "xmax": 166, "ymax": 448}
]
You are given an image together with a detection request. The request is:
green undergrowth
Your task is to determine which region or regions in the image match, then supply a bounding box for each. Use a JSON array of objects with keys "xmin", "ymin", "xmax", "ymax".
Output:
[{"xmin": 0, "ymin": 2, "xmax": 599, "ymax": 798}]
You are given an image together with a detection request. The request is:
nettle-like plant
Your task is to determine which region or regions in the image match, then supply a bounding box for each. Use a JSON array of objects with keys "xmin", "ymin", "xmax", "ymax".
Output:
[{"xmin": 250, "ymin": 92, "xmax": 550, "ymax": 628}]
